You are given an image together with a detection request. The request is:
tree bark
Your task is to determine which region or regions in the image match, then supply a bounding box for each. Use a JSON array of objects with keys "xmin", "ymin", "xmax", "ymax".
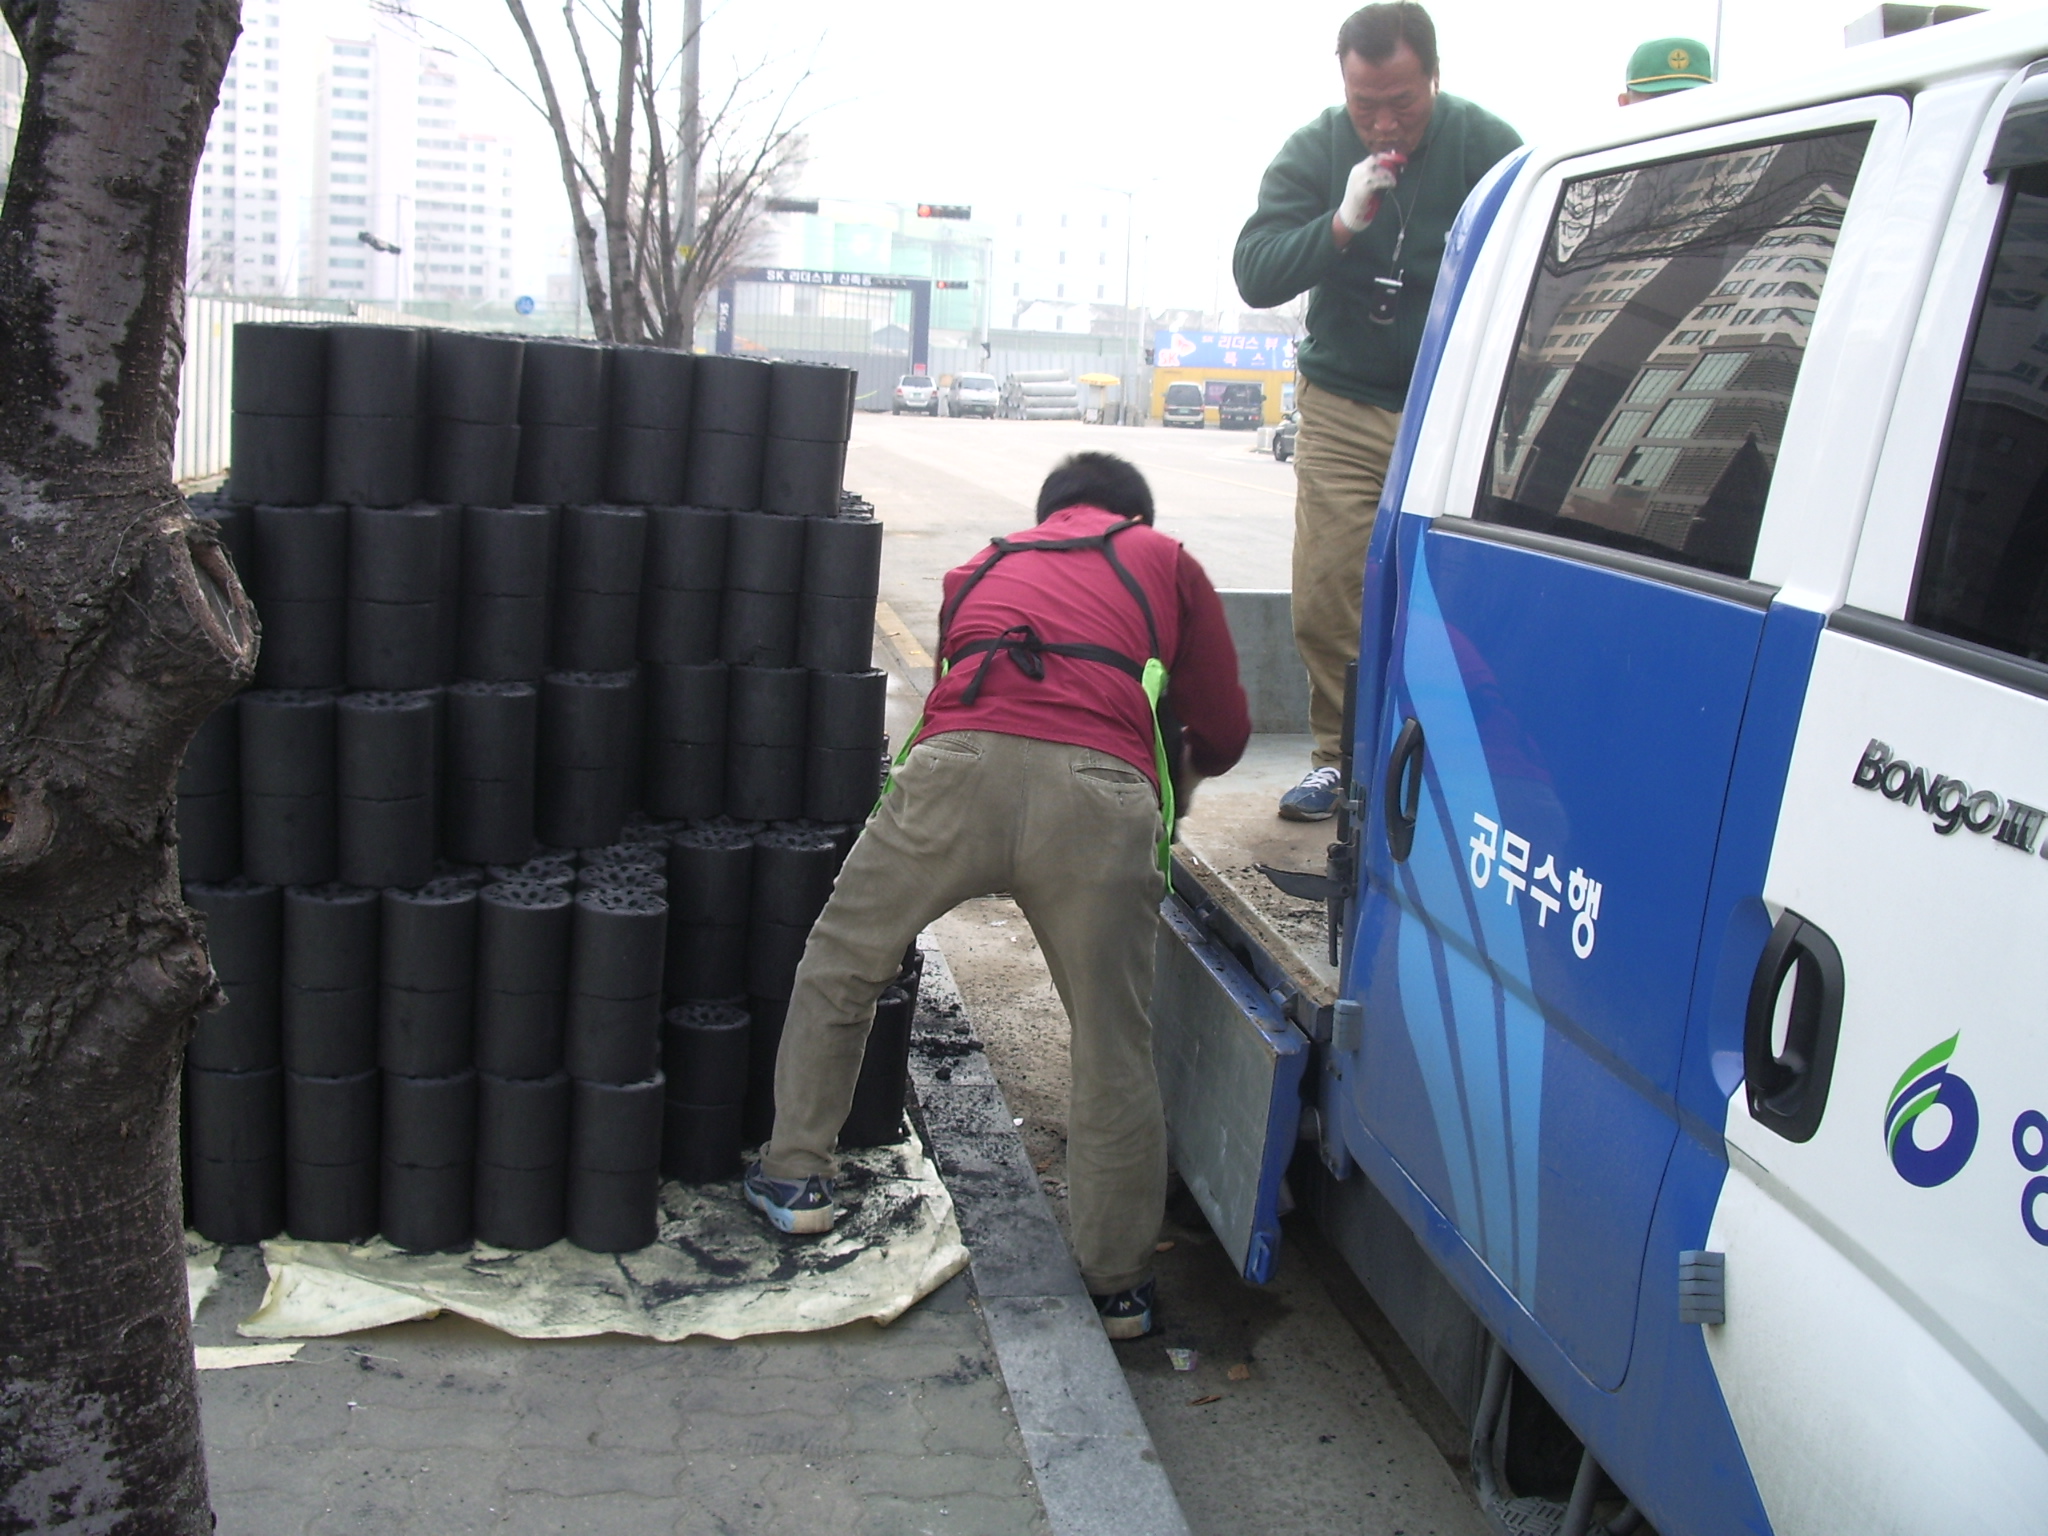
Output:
[
  {"xmin": 602, "ymin": 0, "xmax": 640, "ymax": 344},
  {"xmin": 0, "ymin": 2, "xmax": 253, "ymax": 1530}
]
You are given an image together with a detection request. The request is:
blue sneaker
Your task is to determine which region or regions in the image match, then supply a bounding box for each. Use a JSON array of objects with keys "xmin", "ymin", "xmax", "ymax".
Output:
[
  {"xmin": 743, "ymin": 1161, "xmax": 837, "ymax": 1235},
  {"xmin": 1278, "ymin": 766, "xmax": 1344, "ymax": 822},
  {"xmin": 1090, "ymin": 1279, "xmax": 1156, "ymax": 1340}
]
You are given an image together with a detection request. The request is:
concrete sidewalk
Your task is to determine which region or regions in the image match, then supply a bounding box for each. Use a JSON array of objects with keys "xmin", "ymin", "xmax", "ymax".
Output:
[{"xmin": 193, "ymin": 947, "xmax": 1182, "ymax": 1536}]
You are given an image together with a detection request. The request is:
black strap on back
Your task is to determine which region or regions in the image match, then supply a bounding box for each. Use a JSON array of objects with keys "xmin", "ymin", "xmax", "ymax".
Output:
[{"xmin": 936, "ymin": 518, "xmax": 1162, "ymax": 703}]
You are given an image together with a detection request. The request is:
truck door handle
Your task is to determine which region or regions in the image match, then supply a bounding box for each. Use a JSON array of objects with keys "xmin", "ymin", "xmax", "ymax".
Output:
[
  {"xmin": 1383, "ymin": 718, "xmax": 1424, "ymax": 862},
  {"xmin": 1743, "ymin": 910, "xmax": 1844, "ymax": 1143}
]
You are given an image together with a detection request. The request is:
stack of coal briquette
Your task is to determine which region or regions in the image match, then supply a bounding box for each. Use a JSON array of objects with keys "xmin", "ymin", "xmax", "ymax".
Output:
[{"xmin": 179, "ymin": 321, "xmax": 899, "ymax": 1254}]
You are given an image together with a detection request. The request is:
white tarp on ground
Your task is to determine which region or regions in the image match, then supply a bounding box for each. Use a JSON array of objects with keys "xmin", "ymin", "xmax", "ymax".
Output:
[{"xmin": 209, "ymin": 1137, "xmax": 967, "ymax": 1344}]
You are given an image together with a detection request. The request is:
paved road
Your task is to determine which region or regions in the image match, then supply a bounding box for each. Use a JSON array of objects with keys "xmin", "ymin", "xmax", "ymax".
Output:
[{"xmin": 847, "ymin": 414, "xmax": 1298, "ymax": 654}]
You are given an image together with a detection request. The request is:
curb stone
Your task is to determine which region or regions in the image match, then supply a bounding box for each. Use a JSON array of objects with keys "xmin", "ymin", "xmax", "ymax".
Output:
[{"xmin": 907, "ymin": 939, "xmax": 1192, "ymax": 1536}]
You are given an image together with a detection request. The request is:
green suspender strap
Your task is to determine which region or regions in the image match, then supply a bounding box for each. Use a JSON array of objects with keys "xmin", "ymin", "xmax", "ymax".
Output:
[{"xmin": 877, "ymin": 519, "xmax": 1179, "ymax": 870}]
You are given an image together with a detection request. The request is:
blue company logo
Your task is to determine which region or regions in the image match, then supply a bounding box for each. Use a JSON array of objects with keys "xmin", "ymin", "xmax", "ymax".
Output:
[{"xmin": 1885, "ymin": 1034, "xmax": 1980, "ymax": 1188}]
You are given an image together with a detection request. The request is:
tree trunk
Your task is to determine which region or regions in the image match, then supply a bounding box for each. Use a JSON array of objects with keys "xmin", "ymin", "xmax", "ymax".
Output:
[
  {"xmin": 0, "ymin": 2, "xmax": 253, "ymax": 1530},
  {"xmin": 602, "ymin": 0, "xmax": 640, "ymax": 344}
]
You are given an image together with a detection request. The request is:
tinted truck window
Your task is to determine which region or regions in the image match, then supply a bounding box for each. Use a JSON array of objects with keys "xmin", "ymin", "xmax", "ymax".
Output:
[
  {"xmin": 1915, "ymin": 165, "xmax": 2048, "ymax": 663},
  {"xmin": 1482, "ymin": 128, "xmax": 1871, "ymax": 577}
]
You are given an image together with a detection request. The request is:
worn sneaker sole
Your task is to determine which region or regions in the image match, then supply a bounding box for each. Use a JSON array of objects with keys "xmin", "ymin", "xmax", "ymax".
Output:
[
  {"xmin": 1099, "ymin": 1310, "xmax": 1152, "ymax": 1341},
  {"xmin": 1277, "ymin": 799, "xmax": 1337, "ymax": 823},
  {"xmin": 744, "ymin": 1183, "xmax": 836, "ymax": 1235}
]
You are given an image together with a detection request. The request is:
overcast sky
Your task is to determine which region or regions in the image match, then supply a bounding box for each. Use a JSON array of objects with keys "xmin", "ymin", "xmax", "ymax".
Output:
[{"xmin": 418, "ymin": 0, "xmax": 2010, "ymax": 313}]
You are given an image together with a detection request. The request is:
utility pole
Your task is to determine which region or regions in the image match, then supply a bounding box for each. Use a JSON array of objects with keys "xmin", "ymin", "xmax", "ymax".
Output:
[
  {"xmin": 1120, "ymin": 188, "xmax": 1134, "ymax": 425},
  {"xmin": 679, "ymin": 0, "xmax": 701, "ymax": 334}
]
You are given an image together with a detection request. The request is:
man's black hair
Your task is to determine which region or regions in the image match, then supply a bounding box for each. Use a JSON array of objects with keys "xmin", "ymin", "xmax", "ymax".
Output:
[
  {"xmin": 1035, "ymin": 452, "xmax": 1156, "ymax": 526},
  {"xmin": 1336, "ymin": 2, "xmax": 1439, "ymax": 77}
]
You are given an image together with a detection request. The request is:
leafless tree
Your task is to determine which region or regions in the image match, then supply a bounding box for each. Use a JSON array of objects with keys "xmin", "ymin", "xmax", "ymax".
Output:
[
  {"xmin": 0, "ymin": 0, "xmax": 255, "ymax": 1529},
  {"xmin": 485, "ymin": 0, "xmax": 808, "ymax": 346}
]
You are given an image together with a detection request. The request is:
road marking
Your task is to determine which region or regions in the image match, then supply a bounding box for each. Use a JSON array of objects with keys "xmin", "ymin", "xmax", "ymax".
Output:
[{"xmin": 874, "ymin": 600, "xmax": 934, "ymax": 699}]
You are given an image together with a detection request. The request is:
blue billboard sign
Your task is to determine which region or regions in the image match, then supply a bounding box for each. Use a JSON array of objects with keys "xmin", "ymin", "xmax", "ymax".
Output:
[{"xmin": 1153, "ymin": 330, "xmax": 1297, "ymax": 371}]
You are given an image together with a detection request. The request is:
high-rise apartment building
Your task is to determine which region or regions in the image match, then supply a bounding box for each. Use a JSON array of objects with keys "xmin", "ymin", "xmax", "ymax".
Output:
[
  {"xmin": 190, "ymin": 0, "xmax": 310, "ymax": 295},
  {"xmin": 183, "ymin": 3, "xmax": 526, "ymax": 303},
  {"xmin": 308, "ymin": 22, "xmax": 519, "ymax": 304},
  {"xmin": 0, "ymin": 26, "xmax": 23, "ymax": 202}
]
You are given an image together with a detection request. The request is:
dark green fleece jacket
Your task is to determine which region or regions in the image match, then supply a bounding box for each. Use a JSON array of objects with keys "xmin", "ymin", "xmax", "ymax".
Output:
[{"xmin": 1234, "ymin": 95, "xmax": 1521, "ymax": 411}]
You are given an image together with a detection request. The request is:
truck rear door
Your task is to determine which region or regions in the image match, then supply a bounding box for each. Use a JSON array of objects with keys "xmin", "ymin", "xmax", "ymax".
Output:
[{"xmin": 1339, "ymin": 98, "xmax": 1894, "ymax": 1410}]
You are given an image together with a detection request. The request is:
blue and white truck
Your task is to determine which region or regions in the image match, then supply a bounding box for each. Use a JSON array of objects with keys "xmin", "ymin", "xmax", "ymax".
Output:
[{"xmin": 1156, "ymin": 10, "xmax": 2048, "ymax": 1533}]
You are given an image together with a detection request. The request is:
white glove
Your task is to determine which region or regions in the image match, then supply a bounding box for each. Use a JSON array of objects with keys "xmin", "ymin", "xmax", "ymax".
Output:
[{"xmin": 1338, "ymin": 153, "xmax": 1403, "ymax": 233}]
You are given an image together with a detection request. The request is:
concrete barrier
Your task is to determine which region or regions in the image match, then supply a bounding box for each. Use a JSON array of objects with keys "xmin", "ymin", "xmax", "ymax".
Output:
[{"xmin": 1216, "ymin": 590, "xmax": 1307, "ymax": 735}]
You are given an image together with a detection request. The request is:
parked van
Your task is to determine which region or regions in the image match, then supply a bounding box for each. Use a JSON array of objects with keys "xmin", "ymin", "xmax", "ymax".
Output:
[
  {"xmin": 946, "ymin": 372, "xmax": 999, "ymax": 418},
  {"xmin": 1218, "ymin": 381, "xmax": 1265, "ymax": 429},
  {"xmin": 1163, "ymin": 381, "xmax": 1206, "ymax": 428},
  {"xmin": 1154, "ymin": 12, "xmax": 2048, "ymax": 1534}
]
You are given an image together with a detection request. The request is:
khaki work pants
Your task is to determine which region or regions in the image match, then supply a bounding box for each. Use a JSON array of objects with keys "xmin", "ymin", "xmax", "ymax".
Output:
[
  {"xmin": 764, "ymin": 730, "xmax": 1169, "ymax": 1296},
  {"xmin": 1292, "ymin": 378, "xmax": 1401, "ymax": 768}
]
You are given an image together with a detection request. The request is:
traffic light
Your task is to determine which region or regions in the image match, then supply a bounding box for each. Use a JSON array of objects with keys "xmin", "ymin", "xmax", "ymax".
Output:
[
  {"xmin": 916, "ymin": 203, "xmax": 972, "ymax": 220},
  {"xmin": 935, "ymin": 280, "xmax": 969, "ymax": 290},
  {"xmin": 766, "ymin": 197, "xmax": 820, "ymax": 214}
]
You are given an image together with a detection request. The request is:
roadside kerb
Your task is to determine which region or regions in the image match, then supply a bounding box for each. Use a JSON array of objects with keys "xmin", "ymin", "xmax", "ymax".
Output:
[{"xmin": 878, "ymin": 599, "xmax": 1192, "ymax": 1536}]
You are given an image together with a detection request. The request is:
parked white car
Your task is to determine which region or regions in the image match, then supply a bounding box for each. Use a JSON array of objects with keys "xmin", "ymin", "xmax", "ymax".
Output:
[
  {"xmin": 946, "ymin": 373, "xmax": 999, "ymax": 418},
  {"xmin": 890, "ymin": 374, "xmax": 937, "ymax": 415}
]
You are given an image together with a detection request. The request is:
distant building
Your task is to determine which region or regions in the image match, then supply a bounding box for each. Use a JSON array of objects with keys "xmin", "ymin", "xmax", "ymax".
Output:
[
  {"xmin": 189, "ymin": 0, "xmax": 312, "ymax": 296},
  {"xmin": 755, "ymin": 199, "xmax": 984, "ymax": 345},
  {"xmin": 0, "ymin": 27, "xmax": 22, "ymax": 202},
  {"xmin": 753, "ymin": 193, "xmax": 1139, "ymax": 342},
  {"xmin": 990, "ymin": 193, "xmax": 1132, "ymax": 334},
  {"xmin": 185, "ymin": 3, "xmax": 526, "ymax": 304},
  {"xmin": 306, "ymin": 20, "xmax": 519, "ymax": 303}
]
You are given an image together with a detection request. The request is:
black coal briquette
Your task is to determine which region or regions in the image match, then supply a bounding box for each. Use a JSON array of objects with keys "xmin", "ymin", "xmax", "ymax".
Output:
[
  {"xmin": 229, "ymin": 415, "xmax": 324, "ymax": 507},
  {"xmin": 802, "ymin": 513, "xmax": 884, "ymax": 602},
  {"xmin": 285, "ymin": 1159, "xmax": 378, "ymax": 1243},
  {"xmin": 565, "ymin": 1165, "xmax": 658, "ymax": 1253},
  {"xmin": 610, "ymin": 346, "xmax": 695, "ymax": 429},
  {"xmin": 519, "ymin": 340, "xmax": 610, "ymax": 428},
  {"xmin": 569, "ymin": 1073, "xmax": 665, "ymax": 1172},
  {"xmin": 839, "ymin": 983, "xmax": 914, "ymax": 1148},
  {"xmin": 380, "ymin": 1161, "xmax": 472, "ymax": 1253},
  {"xmin": 185, "ymin": 1064, "xmax": 284, "ymax": 1165},
  {"xmin": 323, "ymin": 416, "xmax": 420, "ymax": 509},
  {"xmin": 568, "ymin": 885, "xmax": 667, "ymax": 1003},
  {"xmin": 766, "ymin": 361, "xmax": 855, "ymax": 444},
  {"xmin": 760, "ymin": 438, "xmax": 846, "ymax": 518},
  {"xmin": 605, "ymin": 426, "xmax": 687, "ymax": 508},
  {"xmin": 233, "ymin": 322, "xmax": 328, "ymax": 417},
  {"xmin": 661, "ymin": 1100, "xmax": 743, "ymax": 1183},
  {"xmin": 284, "ymin": 1068, "xmax": 379, "ymax": 1166},
  {"xmin": 326, "ymin": 325, "xmax": 423, "ymax": 417},
  {"xmin": 477, "ymin": 1070, "xmax": 570, "ymax": 1169},
  {"xmin": 661, "ymin": 1001, "xmax": 750, "ymax": 1107},
  {"xmin": 644, "ymin": 504, "xmax": 729, "ymax": 592},
  {"xmin": 473, "ymin": 1161, "xmax": 566, "ymax": 1250},
  {"xmin": 690, "ymin": 354, "xmax": 771, "ymax": 436},
  {"xmin": 427, "ymin": 419, "xmax": 521, "ymax": 507},
  {"xmin": 427, "ymin": 331, "xmax": 525, "ymax": 424},
  {"xmin": 683, "ymin": 428, "xmax": 763, "ymax": 511}
]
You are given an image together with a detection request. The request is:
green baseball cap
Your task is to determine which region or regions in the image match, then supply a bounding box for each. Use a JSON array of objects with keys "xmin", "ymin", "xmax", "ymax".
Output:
[{"xmin": 1627, "ymin": 37, "xmax": 1714, "ymax": 93}]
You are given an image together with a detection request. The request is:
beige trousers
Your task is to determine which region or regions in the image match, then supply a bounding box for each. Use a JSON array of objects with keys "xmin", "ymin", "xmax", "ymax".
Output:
[
  {"xmin": 1292, "ymin": 378, "xmax": 1401, "ymax": 768},
  {"xmin": 763, "ymin": 730, "xmax": 1168, "ymax": 1295}
]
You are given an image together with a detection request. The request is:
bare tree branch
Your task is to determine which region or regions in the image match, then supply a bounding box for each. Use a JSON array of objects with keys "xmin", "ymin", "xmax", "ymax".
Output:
[
  {"xmin": 503, "ymin": 0, "xmax": 611, "ymax": 338},
  {"xmin": 561, "ymin": 0, "xmax": 613, "ymax": 168},
  {"xmin": 604, "ymin": 0, "xmax": 642, "ymax": 341}
]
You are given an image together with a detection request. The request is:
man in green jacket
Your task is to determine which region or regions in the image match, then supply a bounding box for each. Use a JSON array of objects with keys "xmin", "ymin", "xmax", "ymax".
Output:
[{"xmin": 1235, "ymin": 3, "xmax": 1520, "ymax": 819}]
